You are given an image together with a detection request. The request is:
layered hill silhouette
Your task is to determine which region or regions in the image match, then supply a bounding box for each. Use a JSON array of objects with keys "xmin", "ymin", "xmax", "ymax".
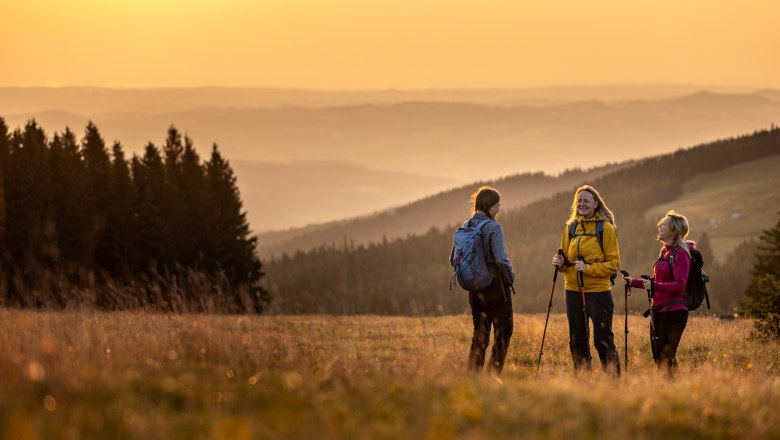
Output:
[
  {"xmin": 4, "ymin": 87, "xmax": 780, "ymax": 232},
  {"xmin": 0, "ymin": 85, "xmax": 762, "ymax": 115},
  {"xmin": 265, "ymin": 128, "xmax": 780, "ymax": 316},
  {"xmin": 256, "ymin": 162, "xmax": 629, "ymax": 257}
]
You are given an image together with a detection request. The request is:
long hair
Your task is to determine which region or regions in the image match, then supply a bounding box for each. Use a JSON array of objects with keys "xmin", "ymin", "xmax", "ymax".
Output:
[
  {"xmin": 658, "ymin": 210, "xmax": 691, "ymax": 257},
  {"xmin": 470, "ymin": 186, "xmax": 500, "ymax": 219},
  {"xmin": 567, "ymin": 185, "xmax": 616, "ymax": 227}
]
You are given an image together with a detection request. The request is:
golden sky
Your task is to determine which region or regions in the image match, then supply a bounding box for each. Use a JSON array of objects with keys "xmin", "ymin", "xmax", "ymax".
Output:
[{"xmin": 2, "ymin": 0, "xmax": 778, "ymax": 89}]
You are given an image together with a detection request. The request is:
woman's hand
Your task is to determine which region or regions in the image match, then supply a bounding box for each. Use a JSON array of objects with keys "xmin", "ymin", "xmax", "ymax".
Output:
[
  {"xmin": 643, "ymin": 279, "xmax": 652, "ymax": 290},
  {"xmin": 552, "ymin": 254, "xmax": 563, "ymax": 268},
  {"xmin": 622, "ymin": 275, "xmax": 633, "ymax": 287},
  {"xmin": 574, "ymin": 261, "xmax": 589, "ymax": 272}
]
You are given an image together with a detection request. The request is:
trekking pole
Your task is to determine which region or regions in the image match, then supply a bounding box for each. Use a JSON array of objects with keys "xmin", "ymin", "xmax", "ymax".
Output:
[
  {"xmin": 576, "ymin": 253, "xmax": 589, "ymax": 357},
  {"xmin": 641, "ymin": 275, "xmax": 660, "ymax": 363},
  {"xmin": 619, "ymin": 269, "xmax": 631, "ymax": 372},
  {"xmin": 536, "ymin": 248, "xmax": 564, "ymax": 373}
]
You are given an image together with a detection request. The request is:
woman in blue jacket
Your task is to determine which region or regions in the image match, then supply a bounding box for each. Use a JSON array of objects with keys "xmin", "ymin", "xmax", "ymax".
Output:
[{"xmin": 451, "ymin": 186, "xmax": 515, "ymax": 374}]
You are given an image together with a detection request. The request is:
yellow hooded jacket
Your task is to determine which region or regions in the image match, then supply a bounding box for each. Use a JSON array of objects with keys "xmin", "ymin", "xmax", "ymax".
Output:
[{"xmin": 559, "ymin": 215, "xmax": 621, "ymax": 293}]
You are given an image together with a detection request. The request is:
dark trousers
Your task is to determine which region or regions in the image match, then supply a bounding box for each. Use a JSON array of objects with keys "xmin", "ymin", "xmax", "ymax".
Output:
[
  {"xmin": 468, "ymin": 278, "xmax": 513, "ymax": 374},
  {"xmin": 565, "ymin": 290, "xmax": 620, "ymax": 374},
  {"xmin": 654, "ymin": 310, "xmax": 688, "ymax": 374}
]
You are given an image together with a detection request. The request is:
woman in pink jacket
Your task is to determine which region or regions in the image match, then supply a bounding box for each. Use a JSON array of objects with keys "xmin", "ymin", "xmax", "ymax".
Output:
[{"xmin": 622, "ymin": 210, "xmax": 694, "ymax": 375}]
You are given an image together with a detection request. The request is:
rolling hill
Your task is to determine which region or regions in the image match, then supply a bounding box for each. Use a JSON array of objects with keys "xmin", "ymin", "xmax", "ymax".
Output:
[
  {"xmin": 264, "ymin": 128, "xmax": 780, "ymax": 315},
  {"xmin": 256, "ymin": 162, "xmax": 629, "ymax": 257},
  {"xmin": 643, "ymin": 154, "xmax": 780, "ymax": 263},
  {"xmin": 3, "ymin": 88, "xmax": 779, "ymax": 233}
]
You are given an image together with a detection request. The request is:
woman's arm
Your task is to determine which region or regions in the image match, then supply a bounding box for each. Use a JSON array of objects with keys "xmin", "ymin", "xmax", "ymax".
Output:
[{"xmin": 489, "ymin": 223, "xmax": 515, "ymax": 284}]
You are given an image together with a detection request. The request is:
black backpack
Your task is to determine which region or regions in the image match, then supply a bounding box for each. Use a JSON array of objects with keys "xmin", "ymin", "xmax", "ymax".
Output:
[{"xmin": 657, "ymin": 246, "xmax": 711, "ymax": 311}]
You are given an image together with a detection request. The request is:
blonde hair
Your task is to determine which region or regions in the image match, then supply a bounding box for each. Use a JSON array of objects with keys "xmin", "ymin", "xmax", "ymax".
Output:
[
  {"xmin": 470, "ymin": 186, "xmax": 500, "ymax": 218},
  {"xmin": 658, "ymin": 210, "xmax": 691, "ymax": 257},
  {"xmin": 567, "ymin": 185, "xmax": 616, "ymax": 227}
]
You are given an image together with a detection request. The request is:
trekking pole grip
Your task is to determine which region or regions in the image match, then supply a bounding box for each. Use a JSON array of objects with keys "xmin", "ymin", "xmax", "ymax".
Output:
[{"xmin": 553, "ymin": 248, "xmax": 564, "ymax": 282}]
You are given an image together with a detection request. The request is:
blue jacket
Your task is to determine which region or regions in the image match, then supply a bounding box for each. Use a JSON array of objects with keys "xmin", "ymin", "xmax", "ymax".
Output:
[{"xmin": 451, "ymin": 212, "xmax": 516, "ymax": 285}]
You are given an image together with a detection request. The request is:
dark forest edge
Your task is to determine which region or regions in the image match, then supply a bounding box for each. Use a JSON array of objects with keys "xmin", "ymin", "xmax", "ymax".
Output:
[
  {"xmin": 0, "ymin": 118, "xmax": 267, "ymax": 313},
  {"xmin": 266, "ymin": 127, "xmax": 780, "ymax": 316}
]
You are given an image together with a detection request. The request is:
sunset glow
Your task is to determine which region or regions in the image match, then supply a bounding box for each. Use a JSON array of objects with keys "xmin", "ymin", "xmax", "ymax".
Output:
[{"xmin": 2, "ymin": 0, "xmax": 778, "ymax": 89}]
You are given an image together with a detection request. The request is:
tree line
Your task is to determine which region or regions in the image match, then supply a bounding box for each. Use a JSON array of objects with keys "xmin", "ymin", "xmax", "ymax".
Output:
[
  {"xmin": 0, "ymin": 118, "xmax": 267, "ymax": 311},
  {"xmin": 266, "ymin": 127, "xmax": 780, "ymax": 315}
]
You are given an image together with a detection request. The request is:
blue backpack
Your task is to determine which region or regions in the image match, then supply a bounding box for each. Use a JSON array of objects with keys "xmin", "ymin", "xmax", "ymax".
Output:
[{"xmin": 450, "ymin": 218, "xmax": 494, "ymax": 291}]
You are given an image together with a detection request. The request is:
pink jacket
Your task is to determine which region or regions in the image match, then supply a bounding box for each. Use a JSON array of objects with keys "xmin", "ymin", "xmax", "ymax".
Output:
[{"xmin": 631, "ymin": 241, "xmax": 695, "ymax": 313}]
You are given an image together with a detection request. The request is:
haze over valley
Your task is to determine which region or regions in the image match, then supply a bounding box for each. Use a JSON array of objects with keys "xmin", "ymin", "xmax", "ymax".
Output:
[{"xmin": 2, "ymin": 86, "xmax": 779, "ymax": 232}]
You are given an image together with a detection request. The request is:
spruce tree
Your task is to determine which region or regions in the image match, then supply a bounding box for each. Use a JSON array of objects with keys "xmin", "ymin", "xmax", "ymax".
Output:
[
  {"xmin": 81, "ymin": 122, "xmax": 113, "ymax": 276},
  {"xmin": 162, "ymin": 127, "xmax": 186, "ymax": 265},
  {"xmin": 0, "ymin": 118, "xmax": 8, "ymax": 247},
  {"xmin": 0, "ymin": 118, "xmax": 8, "ymax": 297},
  {"xmin": 4, "ymin": 121, "xmax": 53, "ymax": 305},
  {"xmin": 48, "ymin": 129, "xmax": 91, "ymax": 267},
  {"xmin": 204, "ymin": 143, "xmax": 267, "ymax": 310},
  {"xmin": 103, "ymin": 141, "xmax": 135, "ymax": 278},
  {"xmin": 744, "ymin": 212, "xmax": 780, "ymax": 338},
  {"xmin": 178, "ymin": 136, "xmax": 207, "ymax": 268},
  {"xmin": 131, "ymin": 143, "xmax": 167, "ymax": 274}
]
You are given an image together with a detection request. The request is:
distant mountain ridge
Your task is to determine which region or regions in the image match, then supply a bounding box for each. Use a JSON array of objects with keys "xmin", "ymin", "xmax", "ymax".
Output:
[
  {"xmin": 0, "ymin": 84, "xmax": 763, "ymax": 115},
  {"xmin": 256, "ymin": 161, "xmax": 630, "ymax": 257},
  {"xmin": 5, "ymin": 90, "xmax": 779, "ymax": 184},
  {"xmin": 3, "ymin": 88, "xmax": 779, "ymax": 235}
]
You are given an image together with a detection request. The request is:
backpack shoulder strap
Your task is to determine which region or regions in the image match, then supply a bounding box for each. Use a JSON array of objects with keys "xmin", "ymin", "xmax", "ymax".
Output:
[
  {"xmin": 568, "ymin": 220, "xmax": 578, "ymax": 239},
  {"xmin": 664, "ymin": 246, "xmax": 680, "ymax": 279},
  {"xmin": 595, "ymin": 220, "xmax": 605, "ymax": 253},
  {"xmin": 475, "ymin": 218, "xmax": 494, "ymax": 230}
]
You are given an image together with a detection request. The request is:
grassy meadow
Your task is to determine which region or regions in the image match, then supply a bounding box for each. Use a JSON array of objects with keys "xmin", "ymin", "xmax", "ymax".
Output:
[{"xmin": 1, "ymin": 309, "xmax": 779, "ymax": 440}]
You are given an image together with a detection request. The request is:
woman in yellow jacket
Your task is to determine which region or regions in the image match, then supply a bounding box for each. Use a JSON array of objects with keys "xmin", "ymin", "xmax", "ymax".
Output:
[{"xmin": 552, "ymin": 185, "xmax": 621, "ymax": 374}]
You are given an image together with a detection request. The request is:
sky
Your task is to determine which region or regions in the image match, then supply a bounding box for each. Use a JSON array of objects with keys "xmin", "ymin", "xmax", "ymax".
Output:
[{"xmin": 1, "ymin": 0, "xmax": 779, "ymax": 90}]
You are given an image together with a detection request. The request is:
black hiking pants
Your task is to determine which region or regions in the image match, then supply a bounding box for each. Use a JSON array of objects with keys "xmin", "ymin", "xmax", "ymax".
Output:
[
  {"xmin": 654, "ymin": 310, "xmax": 688, "ymax": 375},
  {"xmin": 468, "ymin": 277, "xmax": 513, "ymax": 374},
  {"xmin": 565, "ymin": 290, "xmax": 620, "ymax": 374}
]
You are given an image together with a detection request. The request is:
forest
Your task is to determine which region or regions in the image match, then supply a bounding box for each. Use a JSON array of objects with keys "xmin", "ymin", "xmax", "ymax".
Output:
[
  {"xmin": 266, "ymin": 128, "xmax": 780, "ymax": 315},
  {"xmin": 0, "ymin": 118, "xmax": 266, "ymax": 311}
]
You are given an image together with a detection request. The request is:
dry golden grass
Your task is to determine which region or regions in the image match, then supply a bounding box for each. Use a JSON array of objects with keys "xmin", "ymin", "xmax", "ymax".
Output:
[{"xmin": 1, "ymin": 310, "xmax": 778, "ymax": 439}]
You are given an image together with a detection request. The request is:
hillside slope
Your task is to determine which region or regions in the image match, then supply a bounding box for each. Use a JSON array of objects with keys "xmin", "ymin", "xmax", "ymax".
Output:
[
  {"xmin": 644, "ymin": 154, "xmax": 780, "ymax": 262},
  {"xmin": 257, "ymin": 162, "xmax": 628, "ymax": 257},
  {"xmin": 265, "ymin": 128, "xmax": 780, "ymax": 315}
]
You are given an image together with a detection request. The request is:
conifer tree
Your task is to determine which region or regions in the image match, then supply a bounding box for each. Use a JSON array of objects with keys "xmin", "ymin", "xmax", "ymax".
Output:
[
  {"xmin": 204, "ymin": 143, "xmax": 267, "ymax": 310},
  {"xmin": 162, "ymin": 127, "xmax": 186, "ymax": 264},
  {"xmin": 4, "ymin": 121, "xmax": 53, "ymax": 305},
  {"xmin": 744, "ymin": 212, "xmax": 780, "ymax": 338},
  {"xmin": 103, "ymin": 141, "xmax": 135, "ymax": 278},
  {"xmin": 0, "ymin": 118, "xmax": 8, "ymax": 247},
  {"xmin": 131, "ymin": 143, "xmax": 167, "ymax": 273},
  {"xmin": 178, "ymin": 136, "xmax": 207, "ymax": 267},
  {"xmin": 81, "ymin": 122, "xmax": 113, "ymax": 275},
  {"xmin": 0, "ymin": 118, "xmax": 8, "ymax": 290},
  {"xmin": 695, "ymin": 231, "xmax": 713, "ymax": 265},
  {"xmin": 48, "ymin": 128, "xmax": 91, "ymax": 266}
]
